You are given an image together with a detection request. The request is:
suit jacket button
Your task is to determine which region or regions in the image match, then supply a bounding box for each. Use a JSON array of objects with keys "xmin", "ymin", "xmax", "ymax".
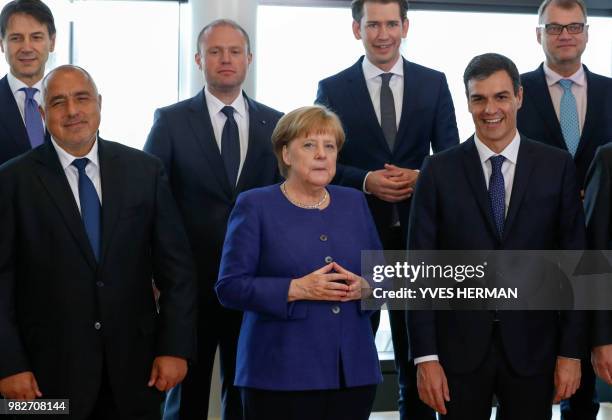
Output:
[
  {"xmin": 94, "ymin": 322, "xmax": 102, "ymax": 330},
  {"xmin": 331, "ymin": 305, "xmax": 340, "ymax": 314},
  {"xmin": 325, "ymin": 256, "xmax": 333, "ymax": 263},
  {"xmin": 320, "ymin": 234, "xmax": 328, "ymax": 242},
  {"xmin": 96, "ymin": 281, "xmax": 104, "ymax": 287}
]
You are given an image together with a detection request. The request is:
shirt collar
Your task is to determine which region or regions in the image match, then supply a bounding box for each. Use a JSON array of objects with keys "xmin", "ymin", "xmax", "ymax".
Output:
[
  {"xmin": 474, "ymin": 131, "xmax": 521, "ymax": 166},
  {"xmin": 543, "ymin": 62, "xmax": 586, "ymax": 88},
  {"xmin": 51, "ymin": 136, "xmax": 100, "ymax": 171},
  {"xmin": 362, "ymin": 55, "xmax": 404, "ymax": 81},
  {"xmin": 7, "ymin": 71, "xmax": 43, "ymax": 95},
  {"xmin": 204, "ymin": 87, "xmax": 247, "ymax": 119}
]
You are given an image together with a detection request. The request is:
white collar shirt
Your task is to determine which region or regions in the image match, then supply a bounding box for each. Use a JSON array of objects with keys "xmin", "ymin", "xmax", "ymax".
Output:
[
  {"xmin": 543, "ymin": 63, "xmax": 587, "ymax": 133},
  {"xmin": 362, "ymin": 55, "xmax": 404, "ymax": 128},
  {"xmin": 7, "ymin": 72, "xmax": 45, "ymax": 127}
]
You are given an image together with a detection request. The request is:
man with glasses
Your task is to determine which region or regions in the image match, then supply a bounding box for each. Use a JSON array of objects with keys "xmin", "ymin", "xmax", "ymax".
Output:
[{"xmin": 517, "ymin": 0, "xmax": 612, "ymax": 419}]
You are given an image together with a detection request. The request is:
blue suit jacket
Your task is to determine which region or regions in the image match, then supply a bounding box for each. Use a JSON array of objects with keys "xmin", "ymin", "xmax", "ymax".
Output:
[
  {"xmin": 144, "ymin": 90, "xmax": 282, "ymax": 302},
  {"xmin": 517, "ymin": 64, "xmax": 612, "ymax": 187},
  {"xmin": 316, "ymin": 57, "xmax": 459, "ymax": 239},
  {"xmin": 407, "ymin": 136, "xmax": 587, "ymax": 376},
  {"xmin": 0, "ymin": 75, "xmax": 33, "ymax": 165},
  {"xmin": 216, "ymin": 185, "xmax": 383, "ymax": 390}
]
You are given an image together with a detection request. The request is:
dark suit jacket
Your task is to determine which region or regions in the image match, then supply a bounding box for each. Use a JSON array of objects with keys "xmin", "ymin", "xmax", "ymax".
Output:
[
  {"xmin": 0, "ymin": 75, "xmax": 34, "ymax": 165},
  {"xmin": 316, "ymin": 56, "xmax": 459, "ymax": 240},
  {"xmin": 0, "ymin": 139, "xmax": 197, "ymax": 419},
  {"xmin": 584, "ymin": 143, "xmax": 612, "ymax": 346},
  {"xmin": 407, "ymin": 136, "xmax": 587, "ymax": 376},
  {"xmin": 518, "ymin": 64, "xmax": 612, "ymax": 187},
  {"xmin": 216, "ymin": 185, "xmax": 382, "ymax": 390},
  {"xmin": 144, "ymin": 90, "xmax": 282, "ymax": 304}
]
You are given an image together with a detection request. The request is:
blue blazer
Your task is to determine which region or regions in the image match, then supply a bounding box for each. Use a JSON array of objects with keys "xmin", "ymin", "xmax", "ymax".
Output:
[
  {"xmin": 316, "ymin": 57, "xmax": 459, "ymax": 239},
  {"xmin": 407, "ymin": 136, "xmax": 587, "ymax": 376},
  {"xmin": 517, "ymin": 64, "xmax": 612, "ymax": 187},
  {"xmin": 216, "ymin": 184, "xmax": 383, "ymax": 390},
  {"xmin": 0, "ymin": 75, "xmax": 32, "ymax": 165}
]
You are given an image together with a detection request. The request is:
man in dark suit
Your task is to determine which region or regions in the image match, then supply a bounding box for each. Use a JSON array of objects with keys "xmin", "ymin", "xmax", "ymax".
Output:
[
  {"xmin": 144, "ymin": 19, "xmax": 282, "ymax": 420},
  {"xmin": 0, "ymin": 65, "xmax": 197, "ymax": 419},
  {"xmin": 315, "ymin": 1, "xmax": 459, "ymax": 418},
  {"xmin": 408, "ymin": 53, "xmax": 586, "ymax": 420},
  {"xmin": 517, "ymin": 1, "xmax": 612, "ymax": 417},
  {"xmin": 0, "ymin": 0, "xmax": 55, "ymax": 165}
]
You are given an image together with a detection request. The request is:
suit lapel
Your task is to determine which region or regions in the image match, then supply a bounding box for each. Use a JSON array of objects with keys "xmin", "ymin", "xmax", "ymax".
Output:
[
  {"xmin": 503, "ymin": 136, "xmax": 536, "ymax": 242},
  {"xmin": 395, "ymin": 59, "xmax": 417, "ymax": 154},
  {"xmin": 235, "ymin": 95, "xmax": 270, "ymax": 196},
  {"xmin": 461, "ymin": 138, "xmax": 499, "ymax": 239},
  {"xmin": 98, "ymin": 139, "xmax": 123, "ymax": 266},
  {"xmin": 0, "ymin": 75, "xmax": 31, "ymax": 153},
  {"xmin": 529, "ymin": 65, "xmax": 566, "ymax": 150},
  {"xmin": 187, "ymin": 90, "xmax": 233, "ymax": 198},
  {"xmin": 33, "ymin": 142, "xmax": 97, "ymax": 269},
  {"xmin": 575, "ymin": 66, "xmax": 602, "ymax": 160},
  {"xmin": 346, "ymin": 58, "xmax": 390, "ymax": 154}
]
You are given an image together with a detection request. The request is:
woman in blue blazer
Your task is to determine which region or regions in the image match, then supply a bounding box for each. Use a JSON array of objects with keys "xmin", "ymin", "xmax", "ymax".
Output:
[{"xmin": 216, "ymin": 106, "xmax": 382, "ymax": 420}]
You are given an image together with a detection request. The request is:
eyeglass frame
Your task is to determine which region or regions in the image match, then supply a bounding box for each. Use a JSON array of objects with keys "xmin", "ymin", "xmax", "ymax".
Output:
[{"xmin": 538, "ymin": 22, "xmax": 588, "ymax": 35}]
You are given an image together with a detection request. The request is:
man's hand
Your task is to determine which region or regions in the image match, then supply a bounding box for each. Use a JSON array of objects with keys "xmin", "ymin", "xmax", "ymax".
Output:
[
  {"xmin": 592, "ymin": 344, "xmax": 612, "ymax": 384},
  {"xmin": 365, "ymin": 169, "xmax": 413, "ymax": 203},
  {"xmin": 384, "ymin": 164, "xmax": 419, "ymax": 188},
  {"xmin": 553, "ymin": 357, "xmax": 581, "ymax": 403},
  {"xmin": 148, "ymin": 356, "xmax": 188, "ymax": 392},
  {"xmin": 0, "ymin": 371, "xmax": 42, "ymax": 400},
  {"xmin": 416, "ymin": 361, "xmax": 450, "ymax": 415}
]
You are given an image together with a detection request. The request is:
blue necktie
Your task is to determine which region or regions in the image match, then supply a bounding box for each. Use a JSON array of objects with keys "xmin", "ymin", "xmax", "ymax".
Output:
[
  {"xmin": 488, "ymin": 155, "xmax": 506, "ymax": 238},
  {"xmin": 559, "ymin": 79, "xmax": 580, "ymax": 157},
  {"xmin": 221, "ymin": 106, "xmax": 240, "ymax": 188},
  {"xmin": 19, "ymin": 87, "xmax": 44, "ymax": 148},
  {"xmin": 72, "ymin": 158, "xmax": 101, "ymax": 261}
]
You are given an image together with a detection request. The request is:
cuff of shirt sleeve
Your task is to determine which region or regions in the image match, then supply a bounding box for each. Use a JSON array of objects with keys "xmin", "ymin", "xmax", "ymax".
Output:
[
  {"xmin": 414, "ymin": 355, "xmax": 439, "ymax": 365},
  {"xmin": 363, "ymin": 172, "xmax": 372, "ymax": 194}
]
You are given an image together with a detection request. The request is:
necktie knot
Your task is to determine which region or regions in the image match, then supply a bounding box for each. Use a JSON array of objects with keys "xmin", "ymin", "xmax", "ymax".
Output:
[
  {"xmin": 380, "ymin": 73, "xmax": 393, "ymax": 86},
  {"xmin": 559, "ymin": 79, "xmax": 573, "ymax": 91},
  {"xmin": 221, "ymin": 106, "xmax": 235, "ymax": 120},
  {"xmin": 19, "ymin": 87, "xmax": 38, "ymax": 101},
  {"xmin": 72, "ymin": 158, "xmax": 89, "ymax": 172},
  {"xmin": 489, "ymin": 155, "xmax": 505, "ymax": 172}
]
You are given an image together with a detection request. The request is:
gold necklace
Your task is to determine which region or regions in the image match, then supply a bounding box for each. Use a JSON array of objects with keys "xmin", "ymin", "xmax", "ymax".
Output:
[{"xmin": 281, "ymin": 182, "xmax": 328, "ymax": 209}]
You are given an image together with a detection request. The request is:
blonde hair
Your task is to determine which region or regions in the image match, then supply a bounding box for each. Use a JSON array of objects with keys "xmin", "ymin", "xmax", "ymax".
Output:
[{"xmin": 271, "ymin": 105, "xmax": 345, "ymax": 178}]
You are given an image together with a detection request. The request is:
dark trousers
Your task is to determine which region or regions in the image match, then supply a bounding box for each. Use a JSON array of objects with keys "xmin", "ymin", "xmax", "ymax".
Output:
[
  {"xmin": 164, "ymin": 300, "xmax": 243, "ymax": 420},
  {"xmin": 560, "ymin": 358, "xmax": 599, "ymax": 420},
  {"xmin": 372, "ymin": 225, "xmax": 435, "ymax": 420},
  {"xmin": 443, "ymin": 325, "xmax": 554, "ymax": 420},
  {"xmin": 241, "ymin": 385, "xmax": 377, "ymax": 420}
]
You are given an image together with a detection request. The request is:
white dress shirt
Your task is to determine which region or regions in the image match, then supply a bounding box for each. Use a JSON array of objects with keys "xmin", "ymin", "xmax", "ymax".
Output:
[
  {"xmin": 204, "ymin": 87, "xmax": 249, "ymax": 183},
  {"xmin": 7, "ymin": 72, "xmax": 44, "ymax": 127},
  {"xmin": 543, "ymin": 63, "xmax": 587, "ymax": 134},
  {"xmin": 361, "ymin": 55, "xmax": 405, "ymax": 192},
  {"xmin": 413, "ymin": 131, "xmax": 521, "ymax": 366},
  {"xmin": 51, "ymin": 137, "xmax": 102, "ymax": 213}
]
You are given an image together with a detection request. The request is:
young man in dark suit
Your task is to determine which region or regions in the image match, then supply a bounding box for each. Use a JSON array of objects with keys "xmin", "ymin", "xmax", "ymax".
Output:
[
  {"xmin": 0, "ymin": 65, "xmax": 197, "ymax": 420},
  {"xmin": 316, "ymin": 1, "xmax": 459, "ymax": 418},
  {"xmin": 144, "ymin": 19, "xmax": 282, "ymax": 420},
  {"xmin": 517, "ymin": 2, "xmax": 612, "ymax": 418},
  {"xmin": 408, "ymin": 53, "xmax": 587, "ymax": 420},
  {"xmin": 0, "ymin": 0, "xmax": 55, "ymax": 165}
]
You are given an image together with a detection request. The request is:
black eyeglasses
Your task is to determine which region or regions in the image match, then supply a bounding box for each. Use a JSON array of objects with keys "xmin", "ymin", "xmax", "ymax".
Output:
[{"xmin": 540, "ymin": 23, "xmax": 587, "ymax": 35}]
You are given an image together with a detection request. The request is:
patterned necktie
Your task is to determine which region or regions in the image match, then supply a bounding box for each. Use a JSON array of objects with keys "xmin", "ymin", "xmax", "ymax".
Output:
[
  {"xmin": 221, "ymin": 106, "xmax": 240, "ymax": 188},
  {"xmin": 558, "ymin": 79, "xmax": 580, "ymax": 157},
  {"xmin": 380, "ymin": 73, "xmax": 397, "ymax": 151},
  {"xmin": 488, "ymin": 155, "xmax": 506, "ymax": 238},
  {"xmin": 72, "ymin": 158, "xmax": 101, "ymax": 261},
  {"xmin": 19, "ymin": 87, "xmax": 45, "ymax": 148}
]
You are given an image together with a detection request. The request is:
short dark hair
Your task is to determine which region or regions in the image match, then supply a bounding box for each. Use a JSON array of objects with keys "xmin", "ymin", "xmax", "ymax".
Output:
[
  {"xmin": 351, "ymin": 0, "xmax": 409, "ymax": 23},
  {"xmin": 463, "ymin": 53, "xmax": 521, "ymax": 97},
  {"xmin": 196, "ymin": 19, "xmax": 251, "ymax": 55},
  {"xmin": 538, "ymin": 0, "xmax": 587, "ymax": 24},
  {"xmin": 0, "ymin": 0, "xmax": 55, "ymax": 39}
]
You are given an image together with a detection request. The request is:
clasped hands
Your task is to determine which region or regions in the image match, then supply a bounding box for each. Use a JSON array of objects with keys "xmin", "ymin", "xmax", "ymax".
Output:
[
  {"xmin": 0, "ymin": 356, "xmax": 188, "ymax": 399},
  {"xmin": 288, "ymin": 262, "xmax": 370, "ymax": 302},
  {"xmin": 365, "ymin": 164, "xmax": 419, "ymax": 203}
]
